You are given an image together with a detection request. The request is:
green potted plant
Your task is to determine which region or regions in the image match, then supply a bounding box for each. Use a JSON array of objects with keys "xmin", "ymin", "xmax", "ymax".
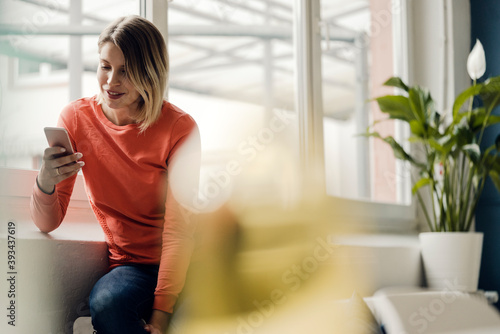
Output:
[{"xmin": 367, "ymin": 40, "xmax": 500, "ymax": 291}]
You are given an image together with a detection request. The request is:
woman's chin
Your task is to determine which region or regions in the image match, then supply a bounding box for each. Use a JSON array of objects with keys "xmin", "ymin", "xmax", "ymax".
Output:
[{"xmin": 104, "ymin": 100, "xmax": 122, "ymax": 110}]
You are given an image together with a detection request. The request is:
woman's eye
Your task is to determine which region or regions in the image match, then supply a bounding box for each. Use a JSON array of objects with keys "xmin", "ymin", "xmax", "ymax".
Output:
[{"xmin": 100, "ymin": 66, "xmax": 110, "ymax": 70}]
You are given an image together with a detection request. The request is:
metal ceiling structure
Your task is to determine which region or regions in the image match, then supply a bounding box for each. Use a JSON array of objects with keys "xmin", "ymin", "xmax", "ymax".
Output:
[{"xmin": 0, "ymin": 0, "xmax": 370, "ymax": 119}]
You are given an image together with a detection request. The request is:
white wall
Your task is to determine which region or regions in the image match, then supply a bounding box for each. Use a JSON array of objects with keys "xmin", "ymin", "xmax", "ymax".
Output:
[
  {"xmin": 409, "ymin": 0, "xmax": 471, "ymax": 231},
  {"xmin": 410, "ymin": 0, "xmax": 470, "ymax": 110}
]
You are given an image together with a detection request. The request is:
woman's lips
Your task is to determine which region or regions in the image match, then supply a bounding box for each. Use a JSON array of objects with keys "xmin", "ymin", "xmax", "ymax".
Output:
[{"xmin": 107, "ymin": 90, "xmax": 125, "ymax": 100}]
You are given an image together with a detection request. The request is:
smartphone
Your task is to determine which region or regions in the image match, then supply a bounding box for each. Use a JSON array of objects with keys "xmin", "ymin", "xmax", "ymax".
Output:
[{"xmin": 44, "ymin": 127, "xmax": 75, "ymax": 157}]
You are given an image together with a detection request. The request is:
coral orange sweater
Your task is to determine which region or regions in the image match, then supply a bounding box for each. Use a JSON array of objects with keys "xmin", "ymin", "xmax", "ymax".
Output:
[{"xmin": 30, "ymin": 96, "xmax": 199, "ymax": 313}]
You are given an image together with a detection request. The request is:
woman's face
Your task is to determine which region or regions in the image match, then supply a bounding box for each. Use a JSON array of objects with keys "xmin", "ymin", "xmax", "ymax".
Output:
[{"xmin": 97, "ymin": 42, "xmax": 141, "ymax": 112}]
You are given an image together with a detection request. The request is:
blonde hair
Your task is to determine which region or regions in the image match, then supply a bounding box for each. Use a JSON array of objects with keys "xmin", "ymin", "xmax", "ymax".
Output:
[{"xmin": 97, "ymin": 15, "xmax": 168, "ymax": 132}]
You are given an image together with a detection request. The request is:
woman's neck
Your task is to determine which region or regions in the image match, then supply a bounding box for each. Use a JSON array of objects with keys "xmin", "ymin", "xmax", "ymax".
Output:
[{"xmin": 101, "ymin": 103, "xmax": 138, "ymax": 126}]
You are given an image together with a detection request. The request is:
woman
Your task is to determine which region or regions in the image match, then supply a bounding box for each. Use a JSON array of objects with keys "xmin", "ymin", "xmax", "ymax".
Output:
[{"xmin": 30, "ymin": 16, "xmax": 200, "ymax": 334}]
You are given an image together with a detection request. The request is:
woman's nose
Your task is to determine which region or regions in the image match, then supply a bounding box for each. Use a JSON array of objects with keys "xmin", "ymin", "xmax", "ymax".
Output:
[{"xmin": 108, "ymin": 71, "xmax": 120, "ymax": 86}]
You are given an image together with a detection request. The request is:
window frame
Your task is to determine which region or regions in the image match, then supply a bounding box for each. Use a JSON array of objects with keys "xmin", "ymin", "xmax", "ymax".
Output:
[
  {"xmin": 296, "ymin": 0, "xmax": 418, "ymax": 232},
  {"xmin": 2, "ymin": 0, "xmax": 420, "ymax": 232}
]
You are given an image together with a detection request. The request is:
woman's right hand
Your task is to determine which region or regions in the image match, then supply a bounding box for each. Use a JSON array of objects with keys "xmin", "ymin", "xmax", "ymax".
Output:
[{"xmin": 37, "ymin": 147, "xmax": 85, "ymax": 194}]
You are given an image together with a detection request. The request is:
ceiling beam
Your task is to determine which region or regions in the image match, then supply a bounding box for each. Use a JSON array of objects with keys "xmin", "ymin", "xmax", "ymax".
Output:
[
  {"xmin": 0, "ymin": 24, "xmax": 105, "ymax": 35},
  {"xmin": 168, "ymin": 3, "xmax": 228, "ymax": 23},
  {"xmin": 212, "ymin": 0, "xmax": 291, "ymax": 24},
  {"xmin": 323, "ymin": 2, "xmax": 369, "ymax": 21},
  {"xmin": 169, "ymin": 25, "xmax": 292, "ymax": 39},
  {"xmin": 0, "ymin": 23, "xmax": 296, "ymax": 39},
  {"xmin": 17, "ymin": 0, "xmax": 108, "ymax": 23},
  {"xmin": 0, "ymin": 23, "xmax": 357, "ymax": 43},
  {"xmin": 171, "ymin": 53, "xmax": 293, "ymax": 75},
  {"xmin": 171, "ymin": 39, "xmax": 260, "ymax": 72},
  {"xmin": 251, "ymin": 0, "xmax": 292, "ymax": 13}
]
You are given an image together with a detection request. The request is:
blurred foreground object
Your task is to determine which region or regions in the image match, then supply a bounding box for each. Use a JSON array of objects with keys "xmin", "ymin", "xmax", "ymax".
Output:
[{"xmin": 172, "ymin": 145, "xmax": 378, "ymax": 334}]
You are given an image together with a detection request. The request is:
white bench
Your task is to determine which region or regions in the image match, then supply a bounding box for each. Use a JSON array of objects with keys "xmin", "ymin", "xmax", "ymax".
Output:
[{"xmin": 0, "ymin": 215, "xmax": 107, "ymax": 334}]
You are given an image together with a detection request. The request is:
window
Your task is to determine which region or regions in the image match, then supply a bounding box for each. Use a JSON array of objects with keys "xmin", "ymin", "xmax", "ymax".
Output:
[
  {"xmin": 0, "ymin": 0, "xmax": 140, "ymax": 169},
  {"xmin": 321, "ymin": 0, "xmax": 410, "ymax": 205},
  {"xmin": 0, "ymin": 0, "xmax": 416, "ymax": 230},
  {"xmin": 167, "ymin": 0, "xmax": 299, "ymax": 211}
]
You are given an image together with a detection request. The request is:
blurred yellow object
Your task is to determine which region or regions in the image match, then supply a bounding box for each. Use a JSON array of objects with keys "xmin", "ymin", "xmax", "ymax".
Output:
[{"xmin": 174, "ymin": 148, "xmax": 375, "ymax": 334}]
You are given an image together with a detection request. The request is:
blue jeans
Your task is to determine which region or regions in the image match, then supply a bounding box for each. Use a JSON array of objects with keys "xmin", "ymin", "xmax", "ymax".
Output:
[{"xmin": 89, "ymin": 264, "xmax": 159, "ymax": 334}]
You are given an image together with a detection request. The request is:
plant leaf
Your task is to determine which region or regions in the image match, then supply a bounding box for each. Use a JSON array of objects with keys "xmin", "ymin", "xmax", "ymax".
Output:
[
  {"xmin": 489, "ymin": 170, "xmax": 500, "ymax": 193},
  {"xmin": 452, "ymin": 84, "xmax": 483, "ymax": 121},
  {"xmin": 375, "ymin": 95, "xmax": 414, "ymax": 122},
  {"xmin": 483, "ymin": 153, "xmax": 500, "ymax": 171},
  {"xmin": 365, "ymin": 131, "xmax": 422, "ymax": 167},
  {"xmin": 490, "ymin": 115, "xmax": 500, "ymax": 127},
  {"xmin": 428, "ymin": 138, "xmax": 445, "ymax": 154},
  {"xmin": 383, "ymin": 77, "xmax": 409, "ymax": 92},
  {"xmin": 469, "ymin": 107, "xmax": 486, "ymax": 131},
  {"xmin": 453, "ymin": 118, "xmax": 474, "ymax": 147},
  {"xmin": 409, "ymin": 120, "xmax": 425, "ymax": 137},
  {"xmin": 480, "ymin": 76, "xmax": 500, "ymax": 110},
  {"xmin": 496, "ymin": 134, "xmax": 500, "ymax": 151},
  {"xmin": 465, "ymin": 106, "xmax": 500, "ymax": 133},
  {"xmin": 382, "ymin": 136, "xmax": 411, "ymax": 161},
  {"xmin": 408, "ymin": 87, "xmax": 429, "ymax": 124},
  {"xmin": 412, "ymin": 177, "xmax": 432, "ymax": 195},
  {"xmin": 463, "ymin": 144, "xmax": 481, "ymax": 164},
  {"xmin": 440, "ymin": 135, "xmax": 457, "ymax": 156},
  {"xmin": 407, "ymin": 136, "xmax": 425, "ymax": 143}
]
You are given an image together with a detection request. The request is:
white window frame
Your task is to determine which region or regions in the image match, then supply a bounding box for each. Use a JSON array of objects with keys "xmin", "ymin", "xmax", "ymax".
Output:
[
  {"xmin": 294, "ymin": 0, "xmax": 418, "ymax": 232},
  {"xmin": 3, "ymin": 0, "xmax": 469, "ymax": 234}
]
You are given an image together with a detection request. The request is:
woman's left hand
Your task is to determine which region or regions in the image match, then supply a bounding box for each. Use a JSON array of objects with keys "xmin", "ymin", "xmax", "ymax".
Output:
[
  {"xmin": 144, "ymin": 310, "xmax": 171, "ymax": 334},
  {"xmin": 143, "ymin": 324, "xmax": 162, "ymax": 334}
]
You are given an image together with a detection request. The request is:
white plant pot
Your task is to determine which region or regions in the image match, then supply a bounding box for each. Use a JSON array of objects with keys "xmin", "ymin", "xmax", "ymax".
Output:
[{"xmin": 419, "ymin": 232, "xmax": 483, "ymax": 292}]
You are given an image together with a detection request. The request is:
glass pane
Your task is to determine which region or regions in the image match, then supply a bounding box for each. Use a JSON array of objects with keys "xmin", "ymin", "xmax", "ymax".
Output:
[
  {"xmin": 0, "ymin": 0, "xmax": 70, "ymax": 26},
  {"xmin": 0, "ymin": 35, "xmax": 69, "ymax": 169},
  {"xmin": 82, "ymin": 0, "xmax": 139, "ymax": 25},
  {"xmin": 0, "ymin": 0, "xmax": 140, "ymax": 169},
  {"xmin": 168, "ymin": 0, "xmax": 298, "ymax": 210},
  {"xmin": 321, "ymin": 0, "xmax": 404, "ymax": 204}
]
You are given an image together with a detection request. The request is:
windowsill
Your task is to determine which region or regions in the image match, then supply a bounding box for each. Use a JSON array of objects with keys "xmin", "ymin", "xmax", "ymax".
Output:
[
  {"xmin": 1, "ymin": 196, "xmax": 104, "ymax": 242},
  {"xmin": 331, "ymin": 233, "xmax": 423, "ymax": 296},
  {"xmin": 0, "ymin": 167, "xmax": 103, "ymax": 241},
  {"xmin": 0, "ymin": 167, "xmax": 419, "ymax": 235},
  {"xmin": 331, "ymin": 233, "xmax": 420, "ymax": 248},
  {"xmin": 326, "ymin": 196, "xmax": 419, "ymax": 232},
  {"xmin": 2, "ymin": 218, "xmax": 104, "ymax": 242}
]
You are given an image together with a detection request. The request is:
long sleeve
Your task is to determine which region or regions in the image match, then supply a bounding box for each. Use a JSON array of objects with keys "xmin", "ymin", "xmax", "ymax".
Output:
[
  {"xmin": 153, "ymin": 122, "xmax": 201, "ymax": 313},
  {"xmin": 153, "ymin": 185, "xmax": 198, "ymax": 313},
  {"xmin": 30, "ymin": 174, "xmax": 77, "ymax": 233},
  {"xmin": 30, "ymin": 103, "xmax": 78, "ymax": 233}
]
